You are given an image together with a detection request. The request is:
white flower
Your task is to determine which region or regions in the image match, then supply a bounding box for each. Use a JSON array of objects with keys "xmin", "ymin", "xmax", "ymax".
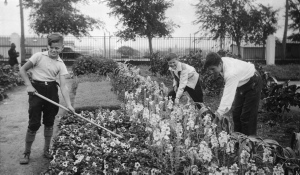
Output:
[
  {"xmin": 218, "ymin": 131, "xmax": 229, "ymax": 147},
  {"xmin": 113, "ymin": 168, "xmax": 120, "ymax": 173},
  {"xmin": 185, "ymin": 137, "xmax": 191, "ymax": 147},
  {"xmin": 110, "ymin": 142, "xmax": 116, "ymax": 147},
  {"xmin": 92, "ymin": 162, "xmax": 97, "ymax": 167},
  {"xmin": 135, "ymin": 162, "xmax": 141, "ymax": 169},
  {"xmin": 198, "ymin": 141, "xmax": 213, "ymax": 163},
  {"xmin": 240, "ymin": 150, "xmax": 250, "ymax": 164},
  {"xmin": 226, "ymin": 140, "xmax": 235, "ymax": 154},
  {"xmin": 273, "ymin": 164, "xmax": 284, "ymax": 175},
  {"xmin": 62, "ymin": 161, "xmax": 68, "ymax": 167},
  {"xmin": 104, "ymin": 164, "xmax": 109, "ymax": 169},
  {"xmin": 58, "ymin": 171, "xmax": 64, "ymax": 175},
  {"xmin": 211, "ymin": 135, "xmax": 219, "ymax": 148},
  {"xmin": 73, "ymin": 167, "xmax": 77, "ymax": 172}
]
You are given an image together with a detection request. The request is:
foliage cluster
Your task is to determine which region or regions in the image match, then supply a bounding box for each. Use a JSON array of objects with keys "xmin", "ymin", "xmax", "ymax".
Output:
[
  {"xmin": 262, "ymin": 80, "xmax": 300, "ymax": 113},
  {"xmin": 23, "ymin": 0, "xmax": 102, "ymax": 37},
  {"xmin": 106, "ymin": 0, "xmax": 178, "ymax": 55},
  {"xmin": 0, "ymin": 64, "xmax": 24, "ymax": 101},
  {"xmin": 288, "ymin": 0, "xmax": 300, "ymax": 41},
  {"xmin": 72, "ymin": 56, "xmax": 118, "ymax": 76},
  {"xmin": 42, "ymin": 62, "xmax": 300, "ymax": 174},
  {"xmin": 194, "ymin": 0, "xmax": 278, "ymax": 57},
  {"xmin": 109, "ymin": 62, "xmax": 143, "ymax": 102}
]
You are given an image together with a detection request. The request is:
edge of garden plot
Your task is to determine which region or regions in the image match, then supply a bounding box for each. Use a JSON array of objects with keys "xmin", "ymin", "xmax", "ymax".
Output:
[{"xmin": 73, "ymin": 81, "xmax": 121, "ymax": 112}]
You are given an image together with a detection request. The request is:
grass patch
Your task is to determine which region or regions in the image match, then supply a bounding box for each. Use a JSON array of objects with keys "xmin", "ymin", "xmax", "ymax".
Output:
[
  {"xmin": 74, "ymin": 81, "xmax": 121, "ymax": 112},
  {"xmin": 72, "ymin": 73, "xmax": 107, "ymax": 95},
  {"xmin": 262, "ymin": 64, "xmax": 300, "ymax": 81}
]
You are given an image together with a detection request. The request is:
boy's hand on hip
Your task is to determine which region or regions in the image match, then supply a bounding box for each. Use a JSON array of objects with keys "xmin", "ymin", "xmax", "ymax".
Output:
[{"xmin": 26, "ymin": 85, "xmax": 36, "ymax": 95}]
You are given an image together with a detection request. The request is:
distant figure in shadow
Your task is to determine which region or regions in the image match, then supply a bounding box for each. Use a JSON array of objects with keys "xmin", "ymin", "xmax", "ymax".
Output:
[{"xmin": 8, "ymin": 43, "xmax": 19, "ymax": 68}]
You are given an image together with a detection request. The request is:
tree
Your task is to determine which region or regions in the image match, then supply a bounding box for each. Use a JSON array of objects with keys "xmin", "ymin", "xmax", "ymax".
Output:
[
  {"xmin": 117, "ymin": 46, "xmax": 139, "ymax": 57},
  {"xmin": 282, "ymin": 0, "xmax": 289, "ymax": 60},
  {"xmin": 249, "ymin": 4, "xmax": 278, "ymax": 59},
  {"xmin": 105, "ymin": 0, "xmax": 178, "ymax": 56},
  {"xmin": 288, "ymin": 0, "xmax": 300, "ymax": 41},
  {"xmin": 23, "ymin": 0, "xmax": 102, "ymax": 37},
  {"xmin": 194, "ymin": 0, "xmax": 258, "ymax": 58}
]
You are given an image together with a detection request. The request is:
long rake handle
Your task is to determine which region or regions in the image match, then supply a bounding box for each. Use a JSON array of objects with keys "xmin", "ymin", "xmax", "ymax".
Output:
[{"xmin": 33, "ymin": 92, "xmax": 123, "ymax": 138}]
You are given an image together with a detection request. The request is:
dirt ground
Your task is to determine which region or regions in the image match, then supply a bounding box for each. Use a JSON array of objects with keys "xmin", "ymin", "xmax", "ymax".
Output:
[{"xmin": 0, "ymin": 78, "xmax": 74, "ymax": 175}]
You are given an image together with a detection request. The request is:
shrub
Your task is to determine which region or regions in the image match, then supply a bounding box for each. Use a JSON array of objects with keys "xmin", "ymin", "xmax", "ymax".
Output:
[
  {"xmin": 0, "ymin": 64, "xmax": 24, "ymax": 101},
  {"xmin": 72, "ymin": 56, "xmax": 118, "ymax": 76}
]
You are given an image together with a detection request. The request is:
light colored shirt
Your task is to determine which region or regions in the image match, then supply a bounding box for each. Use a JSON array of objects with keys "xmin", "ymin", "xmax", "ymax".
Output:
[
  {"xmin": 29, "ymin": 51, "xmax": 68, "ymax": 81},
  {"xmin": 169, "ymin": 62, "xmax": 199, "ymax": 99},
  {"xmin": 217, "ymin": 57, "xmax": 255, "ymax": 116}
]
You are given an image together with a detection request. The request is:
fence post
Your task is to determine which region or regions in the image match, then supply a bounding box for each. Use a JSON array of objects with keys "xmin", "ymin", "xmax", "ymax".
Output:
[{"xmin": 266, "ymin": 34, "xmax": 275, "ymax": 65}]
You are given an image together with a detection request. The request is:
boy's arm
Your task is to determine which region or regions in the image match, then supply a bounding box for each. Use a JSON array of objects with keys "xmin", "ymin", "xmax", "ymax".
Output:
[
  {"xmin": 19, "ymin": 61, "xmax": 35, "ymax": 93},
  {"xmin": 59, "ymin": 75, "xmax": 75, "ymax": 113}
]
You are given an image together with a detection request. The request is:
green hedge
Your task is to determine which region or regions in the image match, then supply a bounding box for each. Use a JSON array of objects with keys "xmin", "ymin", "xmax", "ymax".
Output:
[{"xmin": 72, "ymin": 56, "xmax": 118, "ymax": 76}]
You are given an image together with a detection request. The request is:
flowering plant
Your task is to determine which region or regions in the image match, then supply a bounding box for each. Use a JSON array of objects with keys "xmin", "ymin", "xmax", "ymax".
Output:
[{"xmin": 42, "ymin": 62, "xmax": 299, "ymax": 175}]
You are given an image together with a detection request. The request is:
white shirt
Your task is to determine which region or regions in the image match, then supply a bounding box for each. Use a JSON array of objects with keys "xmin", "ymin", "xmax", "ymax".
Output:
[
  {"xmin": 29, "ymin": 51, "xmax": 68, "ymax": 81},
  {"xmin": 217, "ymin": 57, "xmax": 255, "ymax": 116},
  {"xmin": 169, "ymin": 62, "xmax": 199, "ymax": 99}
]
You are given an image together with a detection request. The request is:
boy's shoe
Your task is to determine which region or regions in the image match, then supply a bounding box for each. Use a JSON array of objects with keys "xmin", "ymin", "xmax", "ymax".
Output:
[
  {"xmin": 43, "ymin": 150, "xmax": 53, "ymax": 159},
  {"xmin": 19, "ymin": 152, "xmax": 30, "ymax": 164}
]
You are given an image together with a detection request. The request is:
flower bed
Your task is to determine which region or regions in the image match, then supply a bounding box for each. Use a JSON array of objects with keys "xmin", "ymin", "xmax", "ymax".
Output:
[{"xmin": 42, "ymin": 63, "xmax": 300, "ymax": 175}]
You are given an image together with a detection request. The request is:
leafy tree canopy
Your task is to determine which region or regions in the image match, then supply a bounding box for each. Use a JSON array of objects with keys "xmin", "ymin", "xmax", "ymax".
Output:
[
  {"xmin": 106, "ymin": 0, "xmax": 177, "ymax": 40},
  {"xmin": 248, "ymin": 4, "xmax": 278, "ymax": 45},
  {"xmin": 23, "ymin": 0, "xmax": 103, "ymax": 37},
  {"xmin": 288, "ymin": 0, "xmax": 300, "ymax": 41},
  {"xmin": 194, "ymin": 0, "xmax": 278, "ymax": 57},
  {"xmin": 105, "ymin": 0, "xmax": 179, "ymax": 55}
]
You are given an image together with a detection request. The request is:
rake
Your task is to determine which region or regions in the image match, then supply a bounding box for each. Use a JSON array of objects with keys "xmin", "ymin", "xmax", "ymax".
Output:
[{"xmin": 33, "ymin": 92, "xmax": 123, "ymax": 138}]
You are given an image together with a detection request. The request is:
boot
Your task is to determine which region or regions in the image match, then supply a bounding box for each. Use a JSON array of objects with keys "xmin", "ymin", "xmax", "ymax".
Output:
[
  {"xmin": 19, "ymin": 152, "xmax": 31, "ymax": 165},
  {"xmin": 20, "ymin": 129, "xmax": 36, "ymax": 164},
  {"xmin": 44, "ymin": 126, "xmax": 53, "ymax": 159}
]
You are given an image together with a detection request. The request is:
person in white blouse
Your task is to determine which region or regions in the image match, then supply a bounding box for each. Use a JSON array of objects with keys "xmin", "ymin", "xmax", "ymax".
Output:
[
  {"xmin": 204, "ymin": 52, "xmax": 263, "ymax": 136},
  {"xmin": 166, "ymin": 53, "xmax": 203, "ymax": 109}
]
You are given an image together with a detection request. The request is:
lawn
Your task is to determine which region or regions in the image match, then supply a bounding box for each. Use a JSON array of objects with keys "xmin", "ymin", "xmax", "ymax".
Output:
[
  {"xmin": 263, "ymin": 64, "xmax": 300, "ymax": 81},
  {"xmin": 138, "ymin": 64, "xmax": 300, "ymax": 148}
]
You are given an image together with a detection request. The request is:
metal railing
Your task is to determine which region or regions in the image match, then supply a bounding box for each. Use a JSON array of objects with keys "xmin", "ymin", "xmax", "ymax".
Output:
[{"xmin": 0, "ymin": 35, "xmax": 233, "ymax": 62}]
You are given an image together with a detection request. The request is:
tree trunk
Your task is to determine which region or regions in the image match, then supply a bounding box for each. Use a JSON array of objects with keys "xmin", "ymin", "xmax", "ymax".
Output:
[
  {"xmin": 148, "ymin": 36, "xmax": 153, "ymax": 57},
  {"xmin": 19, "ymin": 0, "xmax": 26, "ymax": 65},
  {"xmin": 282, "ymin": 0, "xmax": 289, "ymax": 60}
]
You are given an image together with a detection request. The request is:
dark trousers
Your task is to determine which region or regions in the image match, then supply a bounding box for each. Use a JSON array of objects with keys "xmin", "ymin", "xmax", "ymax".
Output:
[
  {"xmin": 168, "ymin": 79, "xmax": 203, "ymax": 109},
  {"xmin": 28, "ymin": 81, "xmax": 59, "ymax": 131},
  {"xmin": 232, "ymin": 71, "xmax": 263, "ymax": 136}
]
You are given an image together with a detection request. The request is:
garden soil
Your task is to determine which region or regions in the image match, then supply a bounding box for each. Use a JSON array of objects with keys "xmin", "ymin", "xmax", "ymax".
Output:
[{"xmin": 0, "ymin": 78, "xmax": 74, "ymax": 175}]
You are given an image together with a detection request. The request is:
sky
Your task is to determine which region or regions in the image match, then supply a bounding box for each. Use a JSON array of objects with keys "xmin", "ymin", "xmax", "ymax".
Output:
[{"xmin": 0, "ymin": 0, "xmax": 293, "ymax": 39}]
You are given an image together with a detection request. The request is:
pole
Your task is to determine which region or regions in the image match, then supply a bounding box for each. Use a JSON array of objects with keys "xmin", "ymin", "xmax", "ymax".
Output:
[
  {"xmin": 104, "ymin": 32, "xmax": 106, "ymax": 58},
  {"xmin": 194, "ymin": 33, "xmax": 195, "ymax": 52},
  {"xmin": 19, "ymin": 0, "xmax": 25, "ymax": 67},
  {"xmin": 109, "ymin": 32, "xmax": 111, "ymax": 59},
  {"xmin": 34, "ymin": 92, "xmax": 123, "ymax": 138}
]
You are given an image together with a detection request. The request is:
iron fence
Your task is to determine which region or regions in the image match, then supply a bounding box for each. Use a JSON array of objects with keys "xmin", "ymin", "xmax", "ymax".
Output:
[{"xmin": 0, "ymin": 35, "xmax": 233, "ymax": 62}]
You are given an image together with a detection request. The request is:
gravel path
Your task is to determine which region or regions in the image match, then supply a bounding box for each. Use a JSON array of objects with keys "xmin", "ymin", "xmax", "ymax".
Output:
[{"xmin": 0, "ymin": 78, "xmax": 74, "ymax": 175}]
